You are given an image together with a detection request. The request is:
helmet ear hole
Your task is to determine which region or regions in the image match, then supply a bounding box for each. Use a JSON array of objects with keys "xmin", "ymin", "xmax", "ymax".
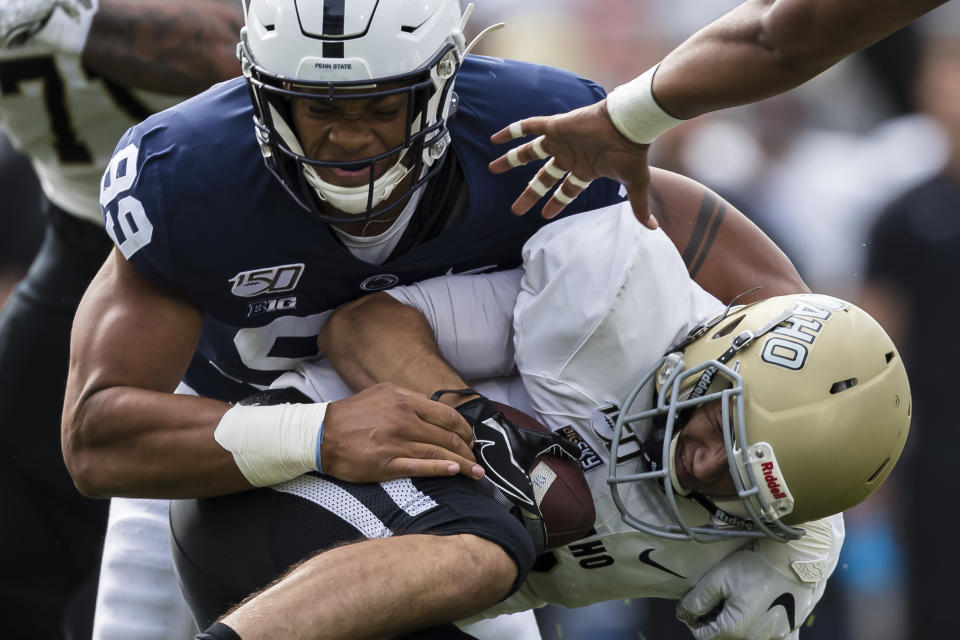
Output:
[
  {"xmin": 885, "ymin": 351, "xmax": 895, "ymax": 363},
  {"xmin": 712, "ymin": 315, "xmax": 744, "ymax": 339},
  {"xmin": 867, "ymin": 458, "xmax": 891, "ymax": 484},
  {"xmin": 829, "ymin": 378, "xmax": 858, "ymax": 394}
]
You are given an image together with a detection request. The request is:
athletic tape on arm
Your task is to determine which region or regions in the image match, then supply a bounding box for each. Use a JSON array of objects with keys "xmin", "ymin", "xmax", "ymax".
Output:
[
  {"xmin": 214, "ymin": 402, "xmax": 328, "ymax": 487},
  {"xmin": 605, "ymin": 63, "xmax": 687, "ymax": 145}
]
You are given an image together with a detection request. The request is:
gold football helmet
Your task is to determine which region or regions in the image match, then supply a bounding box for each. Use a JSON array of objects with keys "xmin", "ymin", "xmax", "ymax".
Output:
[{"xmin": 608, "ymin": 293, "xmax": 910, "ymax": 542}]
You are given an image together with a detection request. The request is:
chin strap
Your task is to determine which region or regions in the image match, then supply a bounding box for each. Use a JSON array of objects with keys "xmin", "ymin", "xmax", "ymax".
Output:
[
  {"xmin": 672, "ymin": 309, "xmax": 795, "ymax": 531},
  {"xmin": 688, "ymin": 308, "xmax": 795, "ymax": 402},
  {"xmin": 689, "ymin": 492, "xmax": 757, "ymax": 530},
  {"xmin": 304, "ymin": 156, "xmax": 412, "ymax": 215},
  {"xmin": 638, "ymin": 416, "xmax": 668, "ymax": 473},
  {"xmin": 461, "ymin": 3, "xmax": 505, "ymax": 56},
  {"xmin": 268, "ymin": 103, "xmax": 414, "ymax": 216}
]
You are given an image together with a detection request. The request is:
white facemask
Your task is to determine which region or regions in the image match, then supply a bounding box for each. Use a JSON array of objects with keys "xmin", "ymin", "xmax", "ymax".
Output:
[{"xmin": 271, "ymin": 104, "xmax": 414, "ymax": 216}]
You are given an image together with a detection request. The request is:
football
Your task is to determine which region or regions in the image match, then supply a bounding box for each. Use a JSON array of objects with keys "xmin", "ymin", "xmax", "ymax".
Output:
[{"xmin": 493, "ymin": 401, "xmax": 596, "ymax": 550}]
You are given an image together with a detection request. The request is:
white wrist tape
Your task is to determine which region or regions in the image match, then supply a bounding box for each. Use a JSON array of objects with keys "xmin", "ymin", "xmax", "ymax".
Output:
[
  {"xmin": 605, "ymin": 63, "xmax": 686, "ymax": 145},
  {"xmin": 36, "ymin": 0, "xmax": 98, "ymax": 55},
  {"xmin": 214, "ymin": 402, "xmax": 328, "ymax": 487}
]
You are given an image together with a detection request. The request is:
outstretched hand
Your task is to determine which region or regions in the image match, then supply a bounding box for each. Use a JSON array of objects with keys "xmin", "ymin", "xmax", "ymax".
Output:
[
  {"xmin": 488, "ymin": 100, "xmax": 657, "ymax": 228},
  {"xmin": 321, "ymin": 382, "xmax": 484, "ymax": 483}
]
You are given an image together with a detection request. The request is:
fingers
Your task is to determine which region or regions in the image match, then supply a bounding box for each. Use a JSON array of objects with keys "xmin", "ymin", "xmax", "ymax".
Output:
[
  {"xmin": 627, "ymin": 189, "xmax": 658, "ymax": 230},
  {"xmin": 489, "ymin": 133, "xmax": 552, "ymax": 175},
  {"xmin": 506, "ymin": 155, "xmax": 594, "ymax": 217},
  {"xmin": 490, "ymin": 117, "xmax": 594, "ymax": 217},
  {"xmin": 508, "ymin": 156, "xmax": 565, "ymax": 215},
  {"xmin": 391, "ymin": 392, "xmax": 483, "ymax": 477},
  {"xmin": 388, "ymin": 456, "xmax": 485, "ymax": 480},
  {"xmin": 384, "ymin": 385, "xmax": 474, "ymax": 448},
  {"xmin": 540, "ymin": 172, "xmax": 593, "ymax": 219},
  {"xmin": 399, "ymin": 431, "xmax": 483, "ymax": 479},
  {"xmin": 411, "ymin": 417, "xmax": 477, "ymax": 466},
  {"xmin": 323, "ymin": 385, "xmax": 483, "ymax": 482},
  {"xmin": 488, "ymin": 114, "xmax": 553, "ymax": 175},
  {"xmin": 677, "ymin": 576, "xmax": 727, "ymax": 626},
  {"xmin": 489, "ymin": 116, "xmax": 548, "ymax": 146},
  {"xmin": 678, "ymin": 604, "xmax": 733, "ymax": 640},
  {"xmin": 411, "ymin": 395, "xmax": 475, "ymax": 448}
]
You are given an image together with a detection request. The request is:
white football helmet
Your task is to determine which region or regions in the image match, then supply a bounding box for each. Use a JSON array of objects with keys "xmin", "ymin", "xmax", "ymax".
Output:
[
  {"xmin": 238, "ymin": 0, "xmax": 466, "ymax": 219},
  {"xmin": 608, "ymin": 294, "xmax": 911, "ymax": 543}
]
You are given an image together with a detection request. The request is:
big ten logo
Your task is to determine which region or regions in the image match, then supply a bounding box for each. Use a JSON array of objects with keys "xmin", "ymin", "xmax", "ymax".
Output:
[
  {"xmin": 568, "ymin": 539, "xmax": 614, "ymax": 569},
  {"xmin": 230, "ymin": 263, "xmax": 305, "ymax": 298},
  {"xmin": 247, "ymin": 296, "xmax": 298, "ymax": 317}
]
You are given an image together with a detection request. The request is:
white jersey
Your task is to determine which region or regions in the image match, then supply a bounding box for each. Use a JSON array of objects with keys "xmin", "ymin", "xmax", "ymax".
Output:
[
  {"xmin": 284, "ymin": 201, "xmax": 839, "ymax": 619},
  {"xmin": 489, "ymin": 202, "xmax": 740, "ymax": 614},
  {"xmin": 0, "ymin": 45, "xmax": 181, "ymax": 222}
]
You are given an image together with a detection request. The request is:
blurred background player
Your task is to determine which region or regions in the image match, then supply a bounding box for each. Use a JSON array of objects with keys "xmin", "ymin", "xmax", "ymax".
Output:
[
  {"xmin": 0, "ymin": 131, "xmax": 43, "ymax": 300},
  {"xmin": 0, "ymin": 1, "xmax": 242, "ymax": 637},
  {"xmin": 860, "ymin": 35, "xmax": 960, "ymax": 640}
]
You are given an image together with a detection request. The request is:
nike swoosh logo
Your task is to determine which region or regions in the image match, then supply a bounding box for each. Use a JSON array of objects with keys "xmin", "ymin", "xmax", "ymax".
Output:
[
  {"xmin": 474, "ymin": 417, "xmax": 535, "ymax": 508},
  {"xmin": 445, "ymin": 264, "xmax": 498, "ymax": 276},
  {"xmin": 767, "ymin": 592, "xmax": 796, "ymax": 630},
  {"xmin": 638, "ymin": 548, "xmax": 686, "ymax": 579}
]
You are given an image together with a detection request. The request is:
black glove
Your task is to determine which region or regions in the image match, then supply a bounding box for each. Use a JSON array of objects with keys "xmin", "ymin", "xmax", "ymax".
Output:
[{"xmin": 434, "ymin": 389, "xmax": 581, "ymax": 551}]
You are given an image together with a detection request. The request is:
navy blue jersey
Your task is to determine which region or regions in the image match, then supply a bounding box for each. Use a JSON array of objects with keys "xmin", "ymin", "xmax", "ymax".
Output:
[{"xmin": 99, "ymin": 55, "xmax": 625, "ymax": 401}]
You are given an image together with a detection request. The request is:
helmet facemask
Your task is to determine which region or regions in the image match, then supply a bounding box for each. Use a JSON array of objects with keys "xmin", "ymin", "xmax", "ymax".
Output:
[
  {"xmin": 241, "ymin": 39, "xmax": 459, "ymax": 222},
  {"xmin": 237, "ymin": 0, "xmax": 467, "ymax": 223},
  {"xmin": 609, "ymin": 353, "xmax": 804, "ymax": 544},
  {"xmin": 608, "ymin": 293, "xmax": 911, "ymax": 544}
]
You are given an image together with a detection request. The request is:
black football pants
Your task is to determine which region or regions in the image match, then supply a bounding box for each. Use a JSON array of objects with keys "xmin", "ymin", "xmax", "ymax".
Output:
[{"xmin": 0, "ymin": 203, "xmax": 112, "ymax": 639}]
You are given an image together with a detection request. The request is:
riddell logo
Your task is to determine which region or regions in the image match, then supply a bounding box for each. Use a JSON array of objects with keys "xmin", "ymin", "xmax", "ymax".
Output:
[
  {"xmin": 761, "ymin": 461, "xmax": 787, "ymax": 500},
  {"xmin": 692, "ymin": 365, "xmax": 717, "ymax": 398}
]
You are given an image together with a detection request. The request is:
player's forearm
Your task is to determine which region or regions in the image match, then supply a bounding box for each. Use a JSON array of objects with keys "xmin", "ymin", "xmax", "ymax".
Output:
[
  {"xmin": 62, "ymin": 387, "xmax": 251, "ymax": 499},
  {"xmin": 653, "ymin": 0, "xmax": 947, "ymax": 119},
  {"xmin": 319, "ymin": 294, "xmax": 471, "ymax": 403},
  {"xmin": 83, "ymin": 0, "xmax": 243, "ymax": 95}
]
